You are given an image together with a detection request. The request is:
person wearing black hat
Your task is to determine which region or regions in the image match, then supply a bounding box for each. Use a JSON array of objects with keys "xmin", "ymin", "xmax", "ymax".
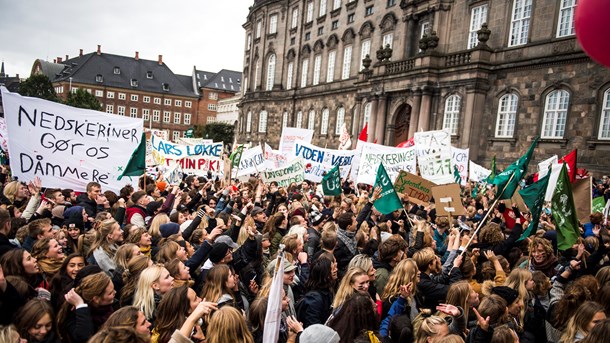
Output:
[
  {"xmin": 492, "ymin": 285, "xmax": 524, "ymax": 329},
  {"xmin": 250, "ymin": 206, "xmax": 267, "ymax": 232},
  {"xmin": 307, "ymin": 208, "xmax": 327, "ymax": 257},
  {"xmin": 125, "ymin": 191, "xmax": 149, "ymax": 228}
]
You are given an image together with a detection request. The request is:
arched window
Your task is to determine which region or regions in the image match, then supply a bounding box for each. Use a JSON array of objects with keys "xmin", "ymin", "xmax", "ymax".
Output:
[
  {"xmin": 443, "ymin": 95, "xmax": 461, "ymax": 135},
  {"xmin": 335, "ymin": 107, "xmax": 345, "ymax": 135},
  {"xmin": 287, "ymin": 62, "xmax": 294, "ymax": 90},
  {"xmin": 321, "ymin": 108, "xmax": 330, "ymax": 134},
  {"xmin": 266, "ymin": 54, "xmax": 276, "ymax": 91},
  {"xmin": 599, "ymin": 89, "xmax": 610, "ymax": 139},
  {"xmin": 259, "ymin": 110, "xmax": 268, "ymax": 133},
  {"xmin": 296, "ymin": 111, "xmax": 303, "ymax": 128},
  {"xmin": 246, "ymin": 111, "xmax": 252, "ymax": 132},
  {"xmin": 495, "ymin": 94, "xmax": 517, "ymax": 137},
  {"xmin": 308, "ymin": 110, "xmax": 316, "ymax": 130},
  {"xmin": 542, "ymin": 90, "xmax": 569, "ymax": 138}
]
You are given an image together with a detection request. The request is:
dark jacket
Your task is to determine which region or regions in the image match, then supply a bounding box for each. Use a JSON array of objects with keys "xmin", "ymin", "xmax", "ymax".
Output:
[
  {"xmin": 75, "ymin": 194, "xmax": 102, "ymax": 219},
  {"xmin": 0, "ymin": 233, "xmax": 16, "ymax": 258},
  {"xmin": 416, "ymin": 267, "xmax": 463, "ymax": 311},
  {"xmin": 296, "ymin": 289, "xmax": 333, "ymax": 328}
]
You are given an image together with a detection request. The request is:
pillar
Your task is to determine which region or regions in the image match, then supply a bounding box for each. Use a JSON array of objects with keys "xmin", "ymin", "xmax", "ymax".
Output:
[
  {"xmin": 367, "ymin": 96, "xmax": 378, "ymax": 143},
  {"xmin": 409, "ymin": 88, "xmax": 422, "ymax": 139},
  {"xmin": 417, "ymin": 86, "xmax": 433, "ymax": 131},
  {"xmin": 375, "ymin": 94, "xmax": 387, "ymax": 144}
]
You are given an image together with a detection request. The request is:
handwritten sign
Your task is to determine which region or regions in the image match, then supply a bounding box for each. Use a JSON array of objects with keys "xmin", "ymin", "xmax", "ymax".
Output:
[
  {"xmin": 235, "ymin": 145, "xmax": 265, "ymax": 177},
  {"xmin": 469, "ymin": 161, "xmax": 491, "ymax": 182},
  {"xmin": 414, "ymin": 130, "xmax": 454, "ymax": 185},
  {"xmin": 292, "ymin": 139, "xmax": 355, "ymax": 182},
  {"xmin": 451, "ymin": 147, "xmax": 469, "ymax": 186},
  {"xmin": 1, "ymin": 86, "xmax": 142, "ymax": 193},
  {"xmin": 262, "ymin": 158, "xmax": 305, "ymax": 188},
  {"xmin": 393, "ymin": 171, "xmax": 437, "ymax": 206},
  {"xmin": 356, "ymin": 142, "xmax": 416, "ymax": 185},
  {"xmin": 150, "ymin": 135, "xmax": 224, "ymax": 177},
  {"xmin": 264, "ymin": 143, "xmax": 288, "ymax": 170},
  {"xmin": 278, "ymin": 127, "xmax": 314, "ymax": 156}
]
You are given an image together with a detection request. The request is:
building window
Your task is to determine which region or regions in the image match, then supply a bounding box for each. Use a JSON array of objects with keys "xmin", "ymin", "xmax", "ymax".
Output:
[
  {"xmin": 107, "ymin": 92, "xmax": 115, "ymax": 99},
  {"xmin": 106, "ymin": 104, "xmax": 114, "ymax": 114},
  {"xmin": 287, "ymin": 62, "xmax": 294, "ymax": 89},
  {"xmin": 146, "ymin": 71, "xmax": 153, "ymax": 79},
  {"xmin": 113, "ymin": 67, "xmax": 120, "ymax": 74},
  {"xmin": 118, "ymin": 93, "xmax": 126, "ymax": 100},
  {"xmin": 175, "ymin": 100, "xmax": 182, "ymax": 107},
  {"xmin": 143, "ymin": 96, "xmax": 150, "ymax": 103},
  {"xmin": 318, "ymin": 27, "xmax": 324, "ymax": 36},
  {"xmin": 387, "ymin": 0, "xmax": 396, "ymax": 7},
  {"xmin": 246, "ymin": 111, "xmax": 252, "ymax": 132},
  {"xmin": 306, "ymin": 1, "xmax": 314, "ymax": 22},
  {"xmin": 184, "ymin": 113, "xmax": 191, "ymax": 125},
  {"xmin": 509, "ymin": 0, "xmax": 532, "ymax": 47},
  {"xmin": 443, "ymin": 95, "xmax": 461, "ymax": 135},
  {"xmin": 185, "ymin": 101, "xmax": 192, "ymax": 108},
  {"xmin": 96, "ymin": 74, "xmax": 103, "ymax": 83},
  {"xmin": 174, "ymin": 112, "xmax": 181, "ymax": 124},
  {"xmin": 259, "ymin": 110, "xmax": 268, "ymax": 133},
  {"xmin": 154, "ymin": 97, "xmax": 161, "ymax": 104},
  {"xmin": 332, "ymin": 20, "xmax": 339, "ymax": 30},
  {"xmin": 301, "ymin": 59, "xmax": 309, "ymax": 88},
  {"xmin": 496, "ymin": 94, "xmax": 518, "ymax": 138},
  {"xmin": 131, "ymin": 79, "xmax": 138, "ymax": 87},
  {"xmin": 208, "ymin": 104, "xmax": 217, "ymax": 111},
  {"xmin": 360, "ymin": 39, "xmax": 371, "ymax": 70},
  {"xmin": 283, "ymin": 111, "xmax": 288, "ymax": 128},
  {"xmin": 305, "ymin": 32, "xmax": 311, "ymax": 40},
  {"xmin": 341, "ymin": 45, "xmax": 352, "ymax": 80},
  {"xmin": 142, "ymin": 109, "xmax": 150, "ymax": 121},
  {"xmin": 382, "ymin": 33, "xmax": 393, "ymax": 49},
  {"xmin": 269, "ymin": 14, "xmax": 278, "ymax": 34},
  {"xmin": 542, "ymin": 90, "xmax": 569, "ymax": 138},
  {"xmin": 599, "ymin": 90, "xmax": 610, "ymax": 139},
  {"xmin": 153, "ymin": 110, "xmax": 160, "ymax": 122},
  {"xmin": 131, "ymin": 94, "xmax": 138, "ymax": 101},
  {"xmin": 209, "ymin": 92, "xmax": 218, "ymax": 100},
  {"xmin": 557, "ymin": 0, "xmax": 577, "ymax": 37},
  {"xmin": 296, "ymin": 111, "xmax": 303, "ymax": 128},
  {"xmin": 307, "ymin": 110, "xmax": 315, "ymax": 130},
  {"xmin": 256, "ymin": 20, "xmax": 262, "ymax": 39},
  {"xmin": 327, "ymin": 50, "xmax": 336, "ymax": 82},
  {"xmin": 420, "ymin": 21, "xmax": 430, "ymax": 52},
  {"xmin": 365, "ymin": 6, "xmax": 374, "ymax": 16},
  {"xmin": 162, "ymin": 83, "xmax": 170, "ymax": 91},
  {"xmin": 335, "ymin": 107, "xmax": 345, "ymax": 135},
  {"xmin": 321, "ymin": 108, "xmax": 330, "ymax": 134},
  {"xmin": 363, "ymin": 102, "xmax": 372, "ymax": 126},
  {"xmin": 333, "ymin": 0, "xmax": 341, "ymax": 10},
  {"xmin": 129, "ymin": 107, "xmax": 137, "ymax": 118},
  {"xmin": 163, "ymin": 111, "xmax": 171, "ymax": 123},
  {"xmin": 291, "ymin": 8, "xmax": 299, "ymax": 29},
  {"xmin": 347, "ymin": 14, "xmax": 355, "ymax": 23},
  {"xmin": 254, "ymin": 60, "xmax": 260, "ymax": 90},
  {"xmin": 319, "ymin": 0, "xmax": 326, "ymax": 16},
  {"xmin": 95, "ymin": 90, "xmax": 103, "ymax": 97},
  {"xmin": 207, "ymin": 117, "xmax": 216, "ymax": 124},
  {"xmin": 468, "ymin": 4, "xmax": 488, "ymax": 49},
  {"xmin": 246, "ymin": 34, "xmax": 252, "ymax": 51},
  {"xmin": 164, "ymin": 99, "xmax": 172, "ymax": 106},
  {"xmin": 173, "ymin": 131, "xmax": 180, "ymax": 142},
  {"xmin": 313, "ymin": 55, "xmax": 322, "ymax": 85},
  {"xmin": 266, "ymin": 54, "xmax": 276, "ymax": 91},
  {"xmin": 117, "ymin": 106, "xmax": 125, "ymax": 116}
]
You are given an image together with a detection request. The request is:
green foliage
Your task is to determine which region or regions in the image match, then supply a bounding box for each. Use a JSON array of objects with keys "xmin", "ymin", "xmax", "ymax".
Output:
[
  {"xmin": 65, "ymin": 88, "xmax": 102, "ymax": 110},
  {"xmin": 18, "ymin": 74, "xmax": 59, "ymax": 102},
  {"xmin": 195, "ymin": 122, "xmax": 235, "ymax": 145}
]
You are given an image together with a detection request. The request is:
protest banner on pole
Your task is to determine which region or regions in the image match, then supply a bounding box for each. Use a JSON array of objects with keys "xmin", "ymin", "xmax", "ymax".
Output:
[
  {"xmin": 393, "ymin": 171, "xmax": 437, "ymax": 206},
  {"xmin": 451, "ymin": 147, "xmax": 469, "ymax": 186},
  {"xmin": 356, "ymin": 142, "xmax": 416, "ymax": 185},
  {"xmin": 278, "ymin": 127, "xmax": 314, "ymax": 156},
  {"xmin": 414, "ymin": 130, "xmax": 454, "ymax": 185},
  {"xmin": 264, "ymin": 143, "xmax": 288, "ymax": 169},
  {"xmin": 150, "ymin": 135, "xmax": 224, "ymax": 177},
  {"xmin": 235, "ymin": 145, "xmax": 265, "ymax": 177},
  {"xmin": 469, "ymin": 161, "xmax": 491, "ymax": 182},
  {"xmin": 292, "ymin": 139, "xmax": 355, "ymax": 182},
  {"xmin": 1, "ymin": 86, "xmax": 142, "ymax": 193},
  {"xmin": 0, "ymin": 117, "xmax": 9, "ymax": 152},
  {"xmin": 262, "ymin": 158, "xmax": 305, "ymax": 188},
  {"xmin": 431, "ymin": 184, "xmax": 466, "ymax": 216}
]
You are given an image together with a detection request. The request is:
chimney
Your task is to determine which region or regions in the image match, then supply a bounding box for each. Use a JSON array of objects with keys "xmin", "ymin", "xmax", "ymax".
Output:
[
  {"xmin": 79, "ymin": 49, "xmax": 83, "ymax": 57},
  {"xmin": 135, "ymin": 51, "xmax": 139, "ymax": 60},
  {"xmin": 65, "ymin": 54, "xmax": 69, "ymax": 61},
  {"xmin": 97, "ymin": 45, "xmax": 101, "ymax": 55},
  {"xmin": 158, "ymin": 55, "xmax": 163, "ymax": 65},
  {"xmin": 57, "ymin": 57, "xmax": 63, "ymax": 63},
  {"xmin": 53, "ymin": 59, "xmax": 56, "ymax": 63}
]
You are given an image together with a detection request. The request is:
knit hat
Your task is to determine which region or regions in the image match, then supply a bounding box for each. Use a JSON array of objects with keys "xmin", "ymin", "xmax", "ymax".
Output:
[
  {"xmin": 299, "ymin": 324, "xmax": 340, "ymax": 343},
  {"xmin": 146, "ymin": 201, "xmax": 163, "ymax": 215},
  {"xmin": 63, "ymin": 206, "xmax": 84, "ymax": 219},
  {"xmin": 251, "ymin": 206, "xmax": 264, "ymax": 217},
  {"xmin": 215, "ymin": 235, "xmax": 238, "ymax": 249},
  {"xmin": 131, "ymin": 191, "xmax": 147, "ymax": 205},
  {"xmin": 159, "ymin": 222, "xmax": 180, "ymax": 238},
  {"xmin": 492, "ymin": 286, "xmax": 519, "ymax": 305},
  {"xmin": 208, "ymin": 242, "xmax": 230, "ymax": 264},
  {"xmin": 156, "ymin": 181, "xmax": 168, "ymax": 193}
]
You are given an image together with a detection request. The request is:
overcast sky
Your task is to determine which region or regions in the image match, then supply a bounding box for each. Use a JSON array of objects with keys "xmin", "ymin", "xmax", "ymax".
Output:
[{"xmin": 0, "ymin": 0, "xmax": 251, "ymax": 78}]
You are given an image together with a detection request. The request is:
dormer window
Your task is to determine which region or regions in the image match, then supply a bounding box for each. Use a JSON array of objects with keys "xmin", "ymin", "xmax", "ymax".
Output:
[
  {"xmin": 96, "ymin": 74, "xmax": 103, "ymax": 83},
  {"xmin": 146, "ymin": 71, "xmax": 153, "ymax": 79},
  {"xmin": 113, "ymin": 67, "xmax": 120, "ymax": 74},
  {"xmin": 162, "ymin": 83, "xmax": 170, "ymax": 91},
  {"xmin": 131, "ymin": 79, "xmax": 139, "ymax": 87}
]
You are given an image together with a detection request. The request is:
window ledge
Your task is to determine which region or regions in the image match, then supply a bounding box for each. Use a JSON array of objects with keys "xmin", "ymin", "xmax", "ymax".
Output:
[
  {"xmin": 487, "ymin": 137, "xmax": 517, "ymax": 147},
  {"xmin": 331, "ymin": 8, "xmax": 341, "ymax": 17},
  {"xmin": 305, "ymin": 21, "xmax": 313, "ymax": 30},
  {"xmin": 346, "ymin": 1, "xmax": 358, "ymax": 11},
  {"xmin": 587, "ymin": 138, "xmax": 610, "ymax": 150},
  {"xmin": 539, "ymin": 138, "xmax": 568, "ymax": 148},
  {"xmin": 266, "ymin": 33, "xmax": 277, "ymax": 39},
  {"xmin": 317, "ymin": 15, "xmax": 326, "ymax": 24}
]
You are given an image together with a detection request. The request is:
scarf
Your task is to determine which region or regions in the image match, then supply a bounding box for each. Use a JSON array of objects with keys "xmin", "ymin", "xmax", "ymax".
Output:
[
  {"xmin": 140, "ymin": 245, "xmax": 151, "ymax": 257},
  {"xmin": 337, "ymin": 228, "xmax": 357, "ymax": 256},
  {"xmin": 38, "ymin": 257, "xmax": 64, "ymax": 278},
  {"xmin": 531, "ymin": 255, "xmax": 558, "ymax": 278}
]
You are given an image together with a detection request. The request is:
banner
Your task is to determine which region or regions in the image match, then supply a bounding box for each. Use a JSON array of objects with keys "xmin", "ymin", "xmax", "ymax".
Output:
[
  {"xmin": 264, "ymin": 143, "xmax": 288, "ymax": 170},
  {"xmin": 322, "ymin": 164, "xmax": 342, "ymax": 196},
  {"xmin": 451, "ymin": 147, "xmax": 469, "ymax": 186},
  {"xmin": 292, "ymin": 139, "xmax": 355, "ymax": 182},
  {"xmin": 262, "ymin": 158, "xmax": 305, "ymax": 188},
  {"xmin": 393, "ymin": 171, "xmax": 436, "ymax": 206},
  {"xmin": 235, "ymin": 145, "xmax": 265, "ymax": 177},
  {"xmin": 431, "ymin": 184, "xmax": 466, "ymax": 216},
  {"xmin": 573, "ymin": 178, "xmax": 592, "ymax": 223},
  {"xmin": 278, "ymin": 127, "xmax": 314, "ymax": 156},
  {"xmin": 373, "ymin": 163, "xmax": 403, "ymax": 215},
  {"xmin": 356, "ymin": 142, "xmax": 416, "ymax": 185},
  {"xmin": 0, "ymin": 117, "xmax": 8, "ymax": 152},
  {"xmin": 1, "ymin": 87, "xmax": 142, "ymax": 193},
  {"xmin": 414, "ymin": 130, "xmax": 454, "ymax": 185},
  {"xmin": 150, "ymin": 135, "xmax": 224, "ymax": 177},
  {"xmin": 469, "ymin": 161, "xmax": 491, "ymax": 182},
  {"xmin": 162, "ymin": 162, "xmax": 184, "ymax": 185}
]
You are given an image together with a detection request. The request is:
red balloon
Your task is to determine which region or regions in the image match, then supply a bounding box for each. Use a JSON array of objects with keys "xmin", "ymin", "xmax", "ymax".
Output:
[{"xmin": 575, "ymin": 0, "xmax": 610, "ymax": 68}]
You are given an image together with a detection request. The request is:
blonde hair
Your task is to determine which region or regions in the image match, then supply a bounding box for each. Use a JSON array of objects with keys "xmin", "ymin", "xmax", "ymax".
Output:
[
  {"xmin": 505, "ymin": 268, "xmax": 532, "ymax": 326},
  {"xmin": 560, "ymin": 301, "xmax": 605, "ymax": 343},
  {"xmin": 332, "ymin": 267, "xmax": 368, "ymax": 309},
  {"xmin": 149, "ymin": 214, "xmax": 170, "ymax": 240},
  {"xmin": 206, "ymin": 306, "xmax": 254, "ymax": 343},
  {"xmin": 414, "ymin": 314, "xmax": 448, "ymax": 343},
  {"xmin": 88, "ymin": 219, "xmax": 120, "ymax": 257},
  {"xmin": 113, "ymin": 243, "xmax": 139, "ymax": 270},
  {"xmin": 133, "ymin": 264, "xmax": 167, "ymax": 320},
  {"xmin": 382, "ymin": 258, "xmax": 419, "ymax": 301},
  {"xmin": 413, "ymin": 247, "xmax": 437, "ymax": 273},
  {"xmin": 3, "ymin": 181, "xmax": 22, "ymax": 203},
  {"xmin": 348, "ymin": 254, "xmax": 373, "ymax": 274},
  {"xmin": 0, "ymin": 325, "xmax": 20, "ymax": 343},
  {"xmin": 445, "ymin": 281, "xmax": 472, "ymax": 329}
]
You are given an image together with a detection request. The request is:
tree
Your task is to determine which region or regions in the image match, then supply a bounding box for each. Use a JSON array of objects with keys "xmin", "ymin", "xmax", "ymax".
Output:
[
  {"xmin": 18, "ymin": 74, "xmax": 59, "ymax": 102},
  {"xmin": 196, "ymin": 122, "xmax": 235, "ymax": 146},
  {"xmin": 65, "ymin": 88, "xmax": 102, "ymax": 110}
]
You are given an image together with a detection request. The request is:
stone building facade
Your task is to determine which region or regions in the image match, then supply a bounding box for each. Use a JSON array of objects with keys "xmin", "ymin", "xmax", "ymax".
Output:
[{"xmin": 237, "ymin": 0, "xmax": 610, "ymax": 175}]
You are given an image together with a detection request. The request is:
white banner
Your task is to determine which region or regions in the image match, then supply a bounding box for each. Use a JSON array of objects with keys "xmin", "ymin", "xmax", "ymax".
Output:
[
  {"xmin": 538, "ymin": 155, "xmax": 558, "ymax": 178},
  {"xmin": 469, "ymin": 161, "xmax": 491, "ymax": 182},
  {"xmin": 0, "ymin": 117, "xmax": 9, "ymax": 152},
  {"xmin": 150, "ymin": 135, "xmax": 224, "ymax": 177},
  {"xmin": 292, "ymin": 139, "xmax": 355, "ymax": 182},
  {"xmin": 1, "ymin": 87, "xmax": 142, "ymax": 193},
  {"xmin": 235, "ymin": 145, "xmax": 265, "ymax": 177},
  {"xmin": 356, "ymin": 142, "xmax": 416, "ymax": 185},
  {"xmin": 414, "ymin": 130, "xmax": 454, "ymax": 185},
  {"xmin": 264, "ymin": 143, "xmax": 288, "ymax": 170},
  {"xmin": 278, "ymin": 127, "xmax": 314, "ymax": 156},
  {"xmin": 262, "ymin": 158, "xmax": 305, "ymax": 188},
  {"xmin": 451, "ymin": 147, "xmax": 469, "ymax": 186}
]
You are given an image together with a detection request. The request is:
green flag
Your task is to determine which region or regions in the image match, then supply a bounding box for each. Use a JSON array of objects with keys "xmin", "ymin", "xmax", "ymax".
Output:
[
  {"xmin": 453, "ymin": 165, "xmax": 462, "ymax": 184},
  {"xmin": 551, "ymin": 163, "xmax": 581, "ymax": 250},
  {"xmin": 118, "ymin": 132, "xmax": 146, "ymax": 181},
  {"xmin": 518, "ymin": 171, "xmax": 551, "ymax": 240},
  {"xmin": 592, "ymin": 196, "xmax": 606, "ymax": 214},
  {"xmin": 485, "ymin": 155, "xmax": 496, "ymax": 183},
  {"xmin": 322, "ymin": 164, "xmax": 342, "ymax": 196},
  {"xmin": 373, "ymin": 164, "xmax": 403, "ymax": 215},
  {"xmin": 492, "ymin": 137, "xmax": 539, "ymax": 200},
  {"xmin": 230, "ymin": 145, "xmax": 244, "ymax": 169}
]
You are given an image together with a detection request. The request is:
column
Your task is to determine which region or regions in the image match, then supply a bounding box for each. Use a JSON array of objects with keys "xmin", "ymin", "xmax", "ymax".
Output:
[
  {"xmin": 417, "ymin": 86, "xmax": 432, "ymax": 131},
  {"xmin": 463, "ymin": 85, "xmax": 487, "ymax": 161},
  {"xmin": 406, "ymin": 16, "xmax": 417, "ymax": 58},
  {"xmin": 351, "ymin": 96, "xmax": 363, "ymax": 139},
  {"xmin": 375, "ymin": 94, "xmax": 387, "ymax": 144},
  {"xmin": 367, "ymin": 96, "xmax": 378, "ymax": 143},
  {"xmin": 409, "ymin": 88, "xmax": 422, "ymax": 139}
]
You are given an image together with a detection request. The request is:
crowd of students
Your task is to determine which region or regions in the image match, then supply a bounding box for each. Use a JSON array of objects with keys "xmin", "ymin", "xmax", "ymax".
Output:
[{"xmin": 0, "ymin": 170, "xmax": 609, "ymax": 343}]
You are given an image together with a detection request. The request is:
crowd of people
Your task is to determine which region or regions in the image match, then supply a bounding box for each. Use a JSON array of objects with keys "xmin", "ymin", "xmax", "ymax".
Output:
[{"xmin": 0, "ymin": 168, "xmax": 609, "ymax": 343}]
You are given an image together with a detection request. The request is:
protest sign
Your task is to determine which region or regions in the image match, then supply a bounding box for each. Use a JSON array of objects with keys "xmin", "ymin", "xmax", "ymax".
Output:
[
  {"xmin": 356, "ymin": 142, "xmax": 416, "ymax": 185},
  {"xmin": 573, "ymin": 178, "xmax": 592, "ymax": 223},
  {"xmin": 262, "ymin": 158, "xmax": 305, "ymax": 188},
  {"xmin": 278, "ymin": 127, "xmax": 314, "ymax": 156},
  {"xmin": 0, "ymin": 117, "xmax": 8, "ymax": 152},
  {"xmin": 414, "ymin": 130, "xmax": 454, "ymax": 185},
  {"xmin": 469, "ymin": 161, "xmax": 491, "ymax": 182},
  {"xmin": 235, "ymin": 145, "xmax": 265, "ymax": 177},
  {"xmin": 264, "ymin": 143, "xmax": 288, "ymax": 170},
  {"xmin": 1, "ymin": 86, "xmax": 142, "ymax": 193},
  {"xmin": 393, "ymin": 171, "xmax": 436, "ymax": 206},
  {"xmin": 162, "ymin": 162, "xmax": 184, "ymax": 186},
  {"xmin": 431, "ymin": 184, "xmax": 465, "ymax": 216},
  {"xmin": 150, "ymin": 135, "xmax": 224, "ymax": 177},
  {"xmin": 451, "ymin": 147, "xmax": 469, "ymax": 186},
  {"xmin": 511, "ymin": 186, "xmax": 528, "ymax": 213},
  {"xmin": 292, "ymin": 139, "xmax": 355, "ymax": 182}
]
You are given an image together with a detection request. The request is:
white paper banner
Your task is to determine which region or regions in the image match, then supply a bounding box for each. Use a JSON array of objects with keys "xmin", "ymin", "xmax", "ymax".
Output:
[
  {"xmin": 262, "ymin": 158, "xmax": 305, "ymax": 188},
  {"xmin": 292, "ymin": 139, "xmax": 355, "ymax": 182},
  {"xmin": 469, "ymin": 161, "xmax": 491, "ymax": 182},
  {"xmin": 451, "ymin": 147, "xmax": 469, "ymax": 186},
  {"xmin": 235, "ymin": 145, "xmax": 265, "ymax": 177},
  {"xmin": 1, "ymin": 87, "xmax": 142, "ymax": 193},
  {"xmin": 356, "ymin": 142, "xmax": 416, "ymax": 185},
  {"xmin": 538, "ymin": 155, "xmax": 558, "ymax": 179},
  {"xmin": 150, "ymin": 135, "xmax": 224, "ymax": 177},
  {"xmin": 278, "ymin": 127, "xmax": 314, "ymax": 156},
  {"xmin": 264, "ymin": 144, "xmax": 289, "ymax": 170},
  {"xmin": 0, "ymin": 117, "xmax": 9, "ymax": 152},
  {"xmin": 414, "ymin": 130, "xmax": 454, "ymax": 185}
]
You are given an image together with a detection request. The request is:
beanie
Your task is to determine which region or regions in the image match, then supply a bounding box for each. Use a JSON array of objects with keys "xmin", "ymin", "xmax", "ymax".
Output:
[
  {"xmin": 299, "ymin": 324, "xmax": 340, "ymax": 343},
  {"xmin": 492, "ymin": 286, "xmax": 519, "ymax": 305},
  {"xmin": 208, "ymin": 242, "xmax": 230, "ymax": 264}
]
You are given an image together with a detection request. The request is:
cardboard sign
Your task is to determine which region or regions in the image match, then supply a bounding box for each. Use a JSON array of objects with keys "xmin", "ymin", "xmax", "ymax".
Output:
[
  {"xmin": 573, "ymin": 178, "xmax": 592, "ymax": 223},
  {"xmin": 393, "ymin": 171, "xmax": 437, "ymax": 206},
  {"xmin": 431, "ymin": 184, "xmax": 465, "ymax": 216}
]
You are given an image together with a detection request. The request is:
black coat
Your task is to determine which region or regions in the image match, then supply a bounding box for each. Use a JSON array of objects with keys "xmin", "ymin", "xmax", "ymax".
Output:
[
  {"xmin": 416, "ymin": 268, "xmax": 463, "ymax": 312},
  {"xmin": 296, "ymin": 289, "xmax": 333, "ymax": 328}
]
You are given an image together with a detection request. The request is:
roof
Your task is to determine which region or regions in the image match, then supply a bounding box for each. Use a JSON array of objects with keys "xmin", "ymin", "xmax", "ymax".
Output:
[
  {"xmin": 34, "ymin": 59, "xmax": 66, "ymax": 80},
  {"xmin": 51, "ymin": 52, "xmax": 198, "ymax": 98},
  {"xmin": 194, "ymin": 69, "xmax": 241, "ymax": 92},
  {"xmin": 175, "ymin": 74, "xmax": 195, "ymax": 93}
]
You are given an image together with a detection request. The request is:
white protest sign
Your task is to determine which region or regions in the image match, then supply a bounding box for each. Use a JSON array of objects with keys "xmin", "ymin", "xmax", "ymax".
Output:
[
  {"xmin": 451, "ymin": 147, "xmax": 469, "ymax": 186},
  {"xmin": 1, "ymin": 87, "xmax": 141, "ymax": 193},
  {"xmin": 538, "ymin": 155, "xmax": 558, "ymax": 179},
  {"xmin": 469, "ymin": 161, "xmax": 491, "ymax": 182},
  {"xmin": 278, "ymin": 127, "xmax": 314, "ymax": 156},
  {"xmin": 162, "ymin": 162, "xmax": 184, "ymax": 185},
  {"xmin": 264, "ymin": 143, "xmax": 288, "ymax": 170},
  {"xmin": 292, "ymin": 139, "xmax": 356, "ymax": 182},
  {"xmin": 0, "ymin": 117, "xmax": 8, "ymax": 152},
  {"xmin": 150, "ymin": 135, "xmax": 224, "ymax": 177},
  {"xmin": 262, "ymin": 158, "xmax": 305, "ymax": 188},
  {"xmin": 235, "ymin": 145, "xmax": 265, "ymax": 177},
  {"xmin": 356, "ymin": 142, "xmax": 416, "ymax": 185},
  {"xmin": 414, "ymin": 130, "xmax": 454, "ymax": 185}
]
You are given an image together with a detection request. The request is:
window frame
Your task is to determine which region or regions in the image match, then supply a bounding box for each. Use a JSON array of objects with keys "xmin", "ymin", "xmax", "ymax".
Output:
[
  {"xmin": 335, "ymin": 107, "xmax": 345, "ymax": 135},
  {"xmin": 468, "ymin": 4, "xmax": 488, "ymax": 49},
  {"xmin": 508, "ymin": 0, "xmax": 532, "ymax": 47},
  {"xmin": 442, "ymin": 95, "xmax": 461, "ymax": 135},
  {"xmin": 259, "ymin": 110, "xmax": 268, "ymax": 133},
  {"xmin": 541, "ymin": 89, "xmax": 570, "ymax": 139},
  {"xmin": 556, "ymin": 0, "xmax": 577, "ymax": 38},
  {"xmin": 495, "ymin": 94, "xmax": 518, "ymax": 138}
]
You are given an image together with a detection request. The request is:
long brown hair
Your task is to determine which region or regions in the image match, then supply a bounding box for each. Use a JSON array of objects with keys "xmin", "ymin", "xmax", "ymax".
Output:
[
  {"xmin": 154, "ymin": 286, "xmax": 191, "ymax": 343},
  {"xmin": 206, "ymin": 306, "xmax": 254, "ymax": 343},
  {"xmin": 15, "ymin": 298, "xmax": 57, "ymax": 341},
  {"xmin": 120, "ymin": 255, "xmax": 151, "ymax": 306},
  {"xmin": 201, "ymin": 264, "xmax": 234, "ymax": 304}
]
